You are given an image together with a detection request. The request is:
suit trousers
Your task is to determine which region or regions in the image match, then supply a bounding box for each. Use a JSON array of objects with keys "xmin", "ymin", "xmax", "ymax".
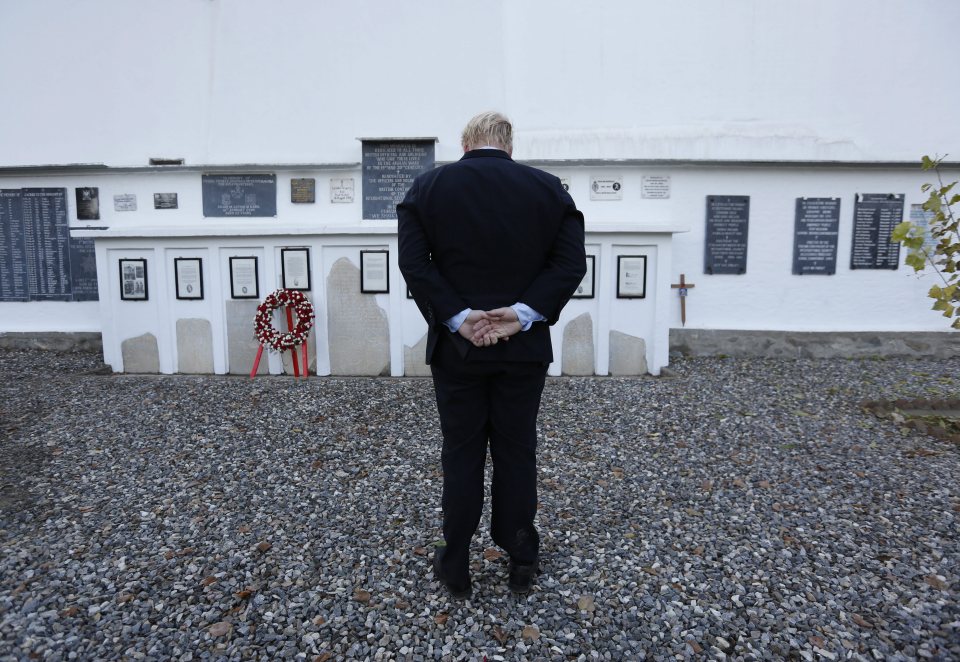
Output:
[{"xmin": 430, "ymin": 333, "xmax": 547, "ymax": 586}]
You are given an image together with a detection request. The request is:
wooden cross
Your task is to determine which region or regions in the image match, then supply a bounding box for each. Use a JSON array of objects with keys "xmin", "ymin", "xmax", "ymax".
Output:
[{"xmin": 671, "ymin": 274, "xmax": 696, "ymax": 326}]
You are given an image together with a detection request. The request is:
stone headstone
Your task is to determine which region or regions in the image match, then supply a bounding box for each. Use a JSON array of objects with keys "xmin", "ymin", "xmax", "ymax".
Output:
[
  {"xmin": 404, "ymin": 334, "xmax": 431, "ymax": 376},
  {"xmin": 562, "ymin": 312, "xmax": 594, "ymax": 375},
  {"xmin": 121, "ymin": 332, "xmax": 160, "ymax": 373},
  {"xmin": 326, "ymin": 257, "xmax": 390, "ymax": 375},
  {"xmin": 176, "ymin": 318, "xmax": 214, "ymax": 373},
  {"xmin": 609, "ymin": 330, "xmax": 647, "ymax": 375},
  {"xmin": 226, "ymin": 300, "xmax": 267, "ymax": 375}
]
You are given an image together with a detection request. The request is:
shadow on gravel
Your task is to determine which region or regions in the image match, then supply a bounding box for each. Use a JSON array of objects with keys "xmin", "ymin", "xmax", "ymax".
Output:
[{"xmin": 862, "ymin": 398, "xmax": 960, "ymax": 447}]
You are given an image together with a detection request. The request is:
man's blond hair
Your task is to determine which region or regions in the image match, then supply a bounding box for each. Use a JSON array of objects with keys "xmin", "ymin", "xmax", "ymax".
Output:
[{"xmin": 461, "ymin": 111, "xmax": 513, "ymax": 152}]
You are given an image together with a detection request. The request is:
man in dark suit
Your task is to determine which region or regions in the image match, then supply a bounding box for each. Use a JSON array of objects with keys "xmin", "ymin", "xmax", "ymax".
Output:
[{"xmin": 398, "ymin": 111, "xmax": 586, "ymax": 597}]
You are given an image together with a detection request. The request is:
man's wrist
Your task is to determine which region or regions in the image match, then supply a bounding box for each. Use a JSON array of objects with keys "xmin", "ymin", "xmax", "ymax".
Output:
[
  {"xmin": 510, "ymin": 302, "xmax": 546, "ymax": 332},
  {"xmin": 444, "ymin": 308, "xmax": 472, "ymax": 332}
]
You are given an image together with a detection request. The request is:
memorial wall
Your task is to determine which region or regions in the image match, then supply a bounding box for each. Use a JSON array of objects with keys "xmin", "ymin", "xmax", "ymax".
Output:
[{"xmin": 0, "ymin": 0, "xmax": 957, "ymax": 365}]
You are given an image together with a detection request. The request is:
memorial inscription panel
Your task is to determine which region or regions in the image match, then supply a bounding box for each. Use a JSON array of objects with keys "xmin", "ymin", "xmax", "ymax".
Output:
[
  {"xmin": 202, "ymin": 174, "xmax": 277, "ymax": 217},
  {"xmin": 290, "ymin": 178, "xmax": 316, "ymax": 204},
  {"xmin": 154, "ymin": 193, "xmax": 178, "ymax": 209},
  {"xmin": 68, "ymin": 237, "xmax": 99, "ymax": 301},
  {"xmin": 850, "ymin": 193, "xmax": 903, "ymax": 269},
  {"xmin": 1, "ymin": 187, "xmax": 99, "ymax": 301},
  {"xmin": 22, "ymin": 188, "xmax": 72, "ymax": 300},
  {"xmin": 361, "ymin": 141, "xmax": 435, "ymax": 220},
  {"xmin": 75, "ymin": 187, "xmax": 100, "ymax": 220},
  {"xmin": 792, "ymin": 198, "xmax": 840, "ymax": 275},
  {"xmin": 0, "ymin": 190, "xmax": 28, "ymax": 301},
  {"xmin": 704, "ymin": 195, "xmax": 749, "ymax": 274}
]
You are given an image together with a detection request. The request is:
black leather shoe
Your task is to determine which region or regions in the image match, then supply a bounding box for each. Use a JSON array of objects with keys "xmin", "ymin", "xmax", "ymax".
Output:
[
  {"xmin": 432, "ymin": 546, "xmax": 472, "ymax": 599},
  {"xmin": 508, "ymin": 560, "xmax": 537, "ymax": 594}
]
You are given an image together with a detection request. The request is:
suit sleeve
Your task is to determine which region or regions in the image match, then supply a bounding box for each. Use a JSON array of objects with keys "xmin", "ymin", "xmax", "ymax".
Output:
[
  {"xmin": 397, "ymin": 177, "xmax": 468, "ymax": 328},
  {"xmin": 518, "ymin": 183, "xmax": 587, "ymax": 325}
]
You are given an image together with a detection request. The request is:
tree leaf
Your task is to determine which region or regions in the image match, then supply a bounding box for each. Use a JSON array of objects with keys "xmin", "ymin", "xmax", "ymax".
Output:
[{"xmin": 522, "ymin": 624, "xmax": 540, "ymax": 640}]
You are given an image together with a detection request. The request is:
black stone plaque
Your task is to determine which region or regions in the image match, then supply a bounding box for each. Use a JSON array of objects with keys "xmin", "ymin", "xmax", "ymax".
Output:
[
  {"xmin": 154, "ymin": 192, "xmax": 178, "ymax": 209},
  {"xmin": 201, "ymin": 174, "xmax": 277, "ymax": 217},
  {"xmin": 0, "ymin": 189, "xmax": 29, "ymax": 301},
  {"xmin": 362, "ymin": 140, "xmax": 435, "ymax": 220},
  {"xmin": 69, "ymin": 237, "xmax": 99, "ymax": 301},
  {"xmin": 792, "ymin": 198, "xmax": 840, "ymax": 275},
  {"xmin": 75, "ymin": 187, "xmax": 100, "ymax": 220},
  {"xmin": 851, "ymin": 193, "xmax": 904, "ymax": 269},
  {"xmin": 704, "ymin": 195, "xmax": 749, "ymax": 274},
  {"xmin": 1, "ymin": 187, "xmax": 99, "ymax": 302},
  {"xmin": 22, "ymin": 188, "xmax": 72, "ymax": 300},
  {"xmin": 291, "ymin": 178, "xmax": 316, "ymax": 203}
]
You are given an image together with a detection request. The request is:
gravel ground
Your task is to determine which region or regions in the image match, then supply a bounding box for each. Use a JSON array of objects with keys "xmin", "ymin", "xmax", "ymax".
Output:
[{"xmin": 1, "ymin": 349, "xmax": 958, "ymax": 661}]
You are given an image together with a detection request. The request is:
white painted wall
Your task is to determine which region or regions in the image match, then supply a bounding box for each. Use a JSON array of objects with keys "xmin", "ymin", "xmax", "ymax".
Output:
[
  {"xmin": 1, "ymin": 163, "xmax": 954, "ymax": 341},
  {"xmin": 1, "ymin": 1, "xmax": 957, "ymax": 167}
]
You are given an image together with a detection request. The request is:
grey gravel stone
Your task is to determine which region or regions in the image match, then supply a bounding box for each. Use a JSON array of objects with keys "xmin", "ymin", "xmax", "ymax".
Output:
[{"xmin": 0, "ymin": 349, "xmax": 957, "ymax": 660}]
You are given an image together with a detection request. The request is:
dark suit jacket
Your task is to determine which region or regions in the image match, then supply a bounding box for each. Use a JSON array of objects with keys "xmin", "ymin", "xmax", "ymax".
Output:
[{"xmin": 398, "ymin": 149, "xmax": 586, "ymax": 364}]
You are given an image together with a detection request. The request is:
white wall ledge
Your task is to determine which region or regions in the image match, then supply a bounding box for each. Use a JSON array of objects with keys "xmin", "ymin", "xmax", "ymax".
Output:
[{"xmin": 71, "ymin": 222, "xmax": 689, "ymax": 239}]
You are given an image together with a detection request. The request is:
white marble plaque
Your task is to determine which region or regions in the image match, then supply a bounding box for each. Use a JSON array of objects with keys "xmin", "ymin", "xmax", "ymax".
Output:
[
  {"xmin": 113, "ymin": 194, "xmax": 137, "ymax": 212},
  {"xmin": 641, "ymin": 175, "xmax": 671, "ymax": 199},
  {"xmin": 590, "ymin": 175, "xmax": 623, "ymax": 201},
  {"xmin": 330, "ymin": 178, "xmax": 355, "ymax": 204}
]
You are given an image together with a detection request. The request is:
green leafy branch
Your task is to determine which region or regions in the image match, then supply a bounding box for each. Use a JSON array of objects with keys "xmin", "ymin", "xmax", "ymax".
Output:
[{"xmin": 891, "ymin": 154, "xmax": 960, "ymax": 329}]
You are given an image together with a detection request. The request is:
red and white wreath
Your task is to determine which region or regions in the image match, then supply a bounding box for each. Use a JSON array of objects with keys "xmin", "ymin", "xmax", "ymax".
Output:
[{"xmin": 254, "ymin": 289, "xmax": 315, "ymax": 352}]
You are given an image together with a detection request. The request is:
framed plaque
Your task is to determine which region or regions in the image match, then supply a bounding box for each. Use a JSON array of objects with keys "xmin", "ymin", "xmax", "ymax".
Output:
[
  {"xmin": 281, "ymin": 247, "xmax": 311, "ymax": 290},
  {"xmin": 573, "ymin": 255, "xmax": 595, "ymax": 298},
  {"xmin": 616, "ymin": 255, "xmax": 647, "ymax": 298},
  {"xmin": 360, "ymin": 250, "xmax": 389, "ymax": 293},
  {"xmin": 119, "ymin": 258, "xmax": 148, "ymax": 301},
  {"xmin": 174, "ymin": 257, "xmax": 203, "ymax": 300},
  {"xmin": 229, "ymin": 256, "xmax": 259, "ymax": 299}
]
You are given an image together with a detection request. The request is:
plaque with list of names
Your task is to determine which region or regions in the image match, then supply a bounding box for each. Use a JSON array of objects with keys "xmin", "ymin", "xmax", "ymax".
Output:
[
  {"xmin": 361, "ymin": 141, "xmax": 435, "ymax": 220},
  {"xmin": 0, "ymin": 190, "xmax": 29, "ymax": 301},
  {"xmin": 704, "ymin": 195, "xmax": 750, "ymax": 274},
  {"xmin": 792, "ymin": 198, "xmax": 840, "ymax": 275},
  {"xmin": 1, "ymin": 187, "xmax": 99, "ymax": 301},
  {"xmin": 850, "ymin": 193, "xmax": 904, "ymax": 269},
  {"xmin": 202, "ymin": 174, "xmax": 277, "ymax": 217},
  {"xmin": 22, "ymin": 188, "xmax": 72, "ymax": 300}
]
